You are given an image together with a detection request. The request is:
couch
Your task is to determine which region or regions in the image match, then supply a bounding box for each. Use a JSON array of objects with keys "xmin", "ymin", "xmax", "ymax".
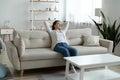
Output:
[{"xmin": 5, "ymin": 28, "xmax": 113, "ymax": 76}]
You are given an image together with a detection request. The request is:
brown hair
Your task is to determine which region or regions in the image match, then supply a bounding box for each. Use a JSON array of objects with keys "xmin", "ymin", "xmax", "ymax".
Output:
[{"xmin": 52, "ymin": 20, "xmax": 60, "ymax": 30}]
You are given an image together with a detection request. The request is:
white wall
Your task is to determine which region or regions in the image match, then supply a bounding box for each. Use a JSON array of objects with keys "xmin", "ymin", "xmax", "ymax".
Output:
[
  {"xmin": 0, "ymin": 0, "xmax": 65, "ymax": 30},
  {"xmin": 0, "ymin": 0, "xmax": 28, "ymax": 29},
  {"xmin": 102, "ymin": 0, "xmax": 120, "ymax": 55}
]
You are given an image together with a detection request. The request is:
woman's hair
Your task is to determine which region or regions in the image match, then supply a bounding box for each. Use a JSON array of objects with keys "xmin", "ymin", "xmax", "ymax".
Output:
[{"xmin": 52, "ymin": 20, "xmax": 60, "ymax": 30}]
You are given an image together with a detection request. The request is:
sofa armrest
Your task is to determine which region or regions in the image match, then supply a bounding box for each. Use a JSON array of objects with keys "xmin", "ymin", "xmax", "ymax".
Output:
[
  {"xmin": 99, "ymin": 39, "xmax": 113, "ymax": 53},
  {"xmin": 5, "ymin": 41, "xmax": 21, "ymax": 70}
]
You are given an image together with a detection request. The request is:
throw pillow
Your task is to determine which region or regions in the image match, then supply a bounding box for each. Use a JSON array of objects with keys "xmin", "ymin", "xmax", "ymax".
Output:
[
  {"xmin": 13, "ymin": 32, "xmax": 25, "ymax": 57},
  {"xmin": 83, "ymin": 35, "xmax": 100, "ymax": 46}
]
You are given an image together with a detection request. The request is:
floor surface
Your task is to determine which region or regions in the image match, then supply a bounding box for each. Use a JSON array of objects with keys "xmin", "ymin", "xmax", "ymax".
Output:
[{"xmin": 1, "ymin": 53, "xmax": 120, "ymax": 80}]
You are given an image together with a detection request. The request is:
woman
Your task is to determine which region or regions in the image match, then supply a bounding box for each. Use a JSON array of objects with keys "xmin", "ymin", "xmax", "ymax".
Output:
[{"xmin": 44, "ymin": 20, "xmax": 77, "ymax": 72}]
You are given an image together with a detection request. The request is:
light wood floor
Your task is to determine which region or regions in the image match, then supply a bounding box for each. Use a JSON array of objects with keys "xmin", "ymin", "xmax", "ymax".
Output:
[{"xmin": 1, "ymin": 53, "xmax": 120, "ymax": 80}]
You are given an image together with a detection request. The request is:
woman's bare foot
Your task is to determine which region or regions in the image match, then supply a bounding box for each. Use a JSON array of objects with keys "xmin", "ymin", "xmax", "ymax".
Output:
[{"xmin": 70, "ymin": 66, "xmax": 76, "ymax": 73}]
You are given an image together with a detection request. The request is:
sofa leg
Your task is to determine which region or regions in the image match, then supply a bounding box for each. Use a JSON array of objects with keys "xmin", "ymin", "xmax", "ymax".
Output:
[{"xmin": 20, "ymin": 70, "xmax": 24, "ymax": 77}]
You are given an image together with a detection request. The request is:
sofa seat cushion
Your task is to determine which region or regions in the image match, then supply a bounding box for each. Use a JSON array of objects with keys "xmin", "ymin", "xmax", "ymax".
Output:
[
  {"xmin": 21, "ymin": 48, "xmax": 63, "ymax": 61},
  {"xmin": 72, "ymin": 46, "xmax": 108, "ymax": 55}
]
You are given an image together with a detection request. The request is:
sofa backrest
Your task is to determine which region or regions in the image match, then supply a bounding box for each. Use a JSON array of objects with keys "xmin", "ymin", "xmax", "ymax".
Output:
[
  {"xmin": 67, "ymin": 28, "xmax": 92, "ymax": 45},
  {"xmin": 13, "ymin": 28, "xmax": 92, "ymax": 49},
  {"xmin": 13, "ymin": 30, "xmax": 51, "ymax": 49}
]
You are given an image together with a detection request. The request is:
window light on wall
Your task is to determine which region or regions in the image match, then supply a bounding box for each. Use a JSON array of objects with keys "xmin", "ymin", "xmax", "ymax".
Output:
[{"xmin": 65, "ymin": 0, "xmax": 102, "ymax": 22}]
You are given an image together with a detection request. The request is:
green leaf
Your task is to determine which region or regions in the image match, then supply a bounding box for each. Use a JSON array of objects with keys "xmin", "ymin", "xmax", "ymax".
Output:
[
  {"xmin": 112, "ymin": 20, "xmax": 117, "ymax": 30},
  {"xmin": 115, "ymin": 23, "xmax": 120, "ymax": 37},
  {"xmin": 116, "ymin": 33, "xmax": 120, "ymax": 44},
  {"xmin": 100, "ymin": 11, "xmax": 107, "ymax": 23},
  {"xmin": 91, "ymin": 18, "xmax": 106, "ymax": 38}
]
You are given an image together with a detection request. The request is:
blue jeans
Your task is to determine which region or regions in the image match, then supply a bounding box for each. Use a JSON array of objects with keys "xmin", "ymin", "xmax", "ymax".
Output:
[
  {"xmin": 54, "ymin": 43, "xmax": 77, "ymax": 67},
  {"xmin": 54, "ymin": 42, "xmax": 78, "ymax": 57}
]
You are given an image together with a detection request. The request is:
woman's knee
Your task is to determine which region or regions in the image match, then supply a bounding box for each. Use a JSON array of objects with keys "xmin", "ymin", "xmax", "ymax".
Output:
[
  {"xmin": 54, "ymin": 47, "xmax": 70, "ymax": 57},
  {"xmin": 73, "ymin": 49, "xmax": 78, "ymax": 56},
  {"xmin": 62, "ymin": 49, "xmax": 70, "ymax": 57},
  {"xmin": 70, "ymin": 48, "xmax": 78, "ymax": 56}
]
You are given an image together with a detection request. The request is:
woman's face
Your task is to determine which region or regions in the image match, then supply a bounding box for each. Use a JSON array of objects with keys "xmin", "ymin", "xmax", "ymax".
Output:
[{"xmin": 54, "ymin": 21, "xmax": 61, "ymax": 30}]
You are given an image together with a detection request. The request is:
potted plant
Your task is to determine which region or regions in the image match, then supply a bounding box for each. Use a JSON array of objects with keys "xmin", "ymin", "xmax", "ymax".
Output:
[{"xmin": 91, "ymin": 11, "xmax": 120, "ymax": 52}]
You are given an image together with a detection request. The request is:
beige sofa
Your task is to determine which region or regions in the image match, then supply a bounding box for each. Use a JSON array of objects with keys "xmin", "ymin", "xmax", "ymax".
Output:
[{"xmin": 5, "ymin": 28, "xmax": 113, "ymax": 76}]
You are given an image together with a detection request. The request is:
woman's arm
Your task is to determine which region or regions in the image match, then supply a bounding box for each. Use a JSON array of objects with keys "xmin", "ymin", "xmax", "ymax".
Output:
[
  {"xmin": 44, "ymin": 21, "xmax": 52, "ymax": 32},
  {"xmin": 63, "ymin": 21, "xmax": 69, "ymax": 32}
]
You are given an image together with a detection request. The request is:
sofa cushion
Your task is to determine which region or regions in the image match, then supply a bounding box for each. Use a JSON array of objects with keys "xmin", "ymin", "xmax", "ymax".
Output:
[
  {"xmin": 83, "ymin": 35, "xmax": 100, "ymax": 46},
  {"xmin": 13, "ymin": 31, "xmax": 25, "ymax": 57},
  {"xmin": 66, "ymin": 28, "xmax": 92, "ymax": 46},
  {"xmin": 21, "ymin": 48, "xmax": 63, "ymax": 61},
  {"xmin": 72, "ymin": 46, "xmax": 108, "ymax": 55},
  {"xmin": 15, "ymin": 30, "xmax": 51, "ymax": 49},
  {"xmin": 21, "ymin": 46, "xmax": 108, "ymax": 61}
]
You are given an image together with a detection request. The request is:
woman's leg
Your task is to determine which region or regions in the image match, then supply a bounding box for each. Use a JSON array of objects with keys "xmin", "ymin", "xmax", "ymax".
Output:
[
  {"xmin": 66, "ymin": 46, "xmax": 78, "ymax": 72},
  {"xmin": 67, "ymin": 46, "xmax": 78, "ymax": 56},
  {"xmin": 54, "ymin": 44, "xmax": 70, "ymax": 57},
  {"xmin": 54, "ymin": 43, "xmax": 77, "ymax": 72}
]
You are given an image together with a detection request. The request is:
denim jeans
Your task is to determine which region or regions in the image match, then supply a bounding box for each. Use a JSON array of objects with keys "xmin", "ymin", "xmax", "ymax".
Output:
[
  {"xmin": 54, "ymin": 42, "xmax": 77, "ymax": 57},
  {"xmin": 54, "ymin": 43, "xmax": 77, "ymax": 67}
]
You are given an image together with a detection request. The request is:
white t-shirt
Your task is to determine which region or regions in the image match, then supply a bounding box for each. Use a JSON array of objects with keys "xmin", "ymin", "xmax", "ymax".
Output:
[{"xmin": 56, "ymin": 30, "xmax": 66, "ymax": 43}]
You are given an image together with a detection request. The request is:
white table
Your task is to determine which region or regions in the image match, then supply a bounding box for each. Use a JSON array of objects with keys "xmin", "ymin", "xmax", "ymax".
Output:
[{"xmin": 64, "ymin": 54, "xmax": 120, "ymax": 80}]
